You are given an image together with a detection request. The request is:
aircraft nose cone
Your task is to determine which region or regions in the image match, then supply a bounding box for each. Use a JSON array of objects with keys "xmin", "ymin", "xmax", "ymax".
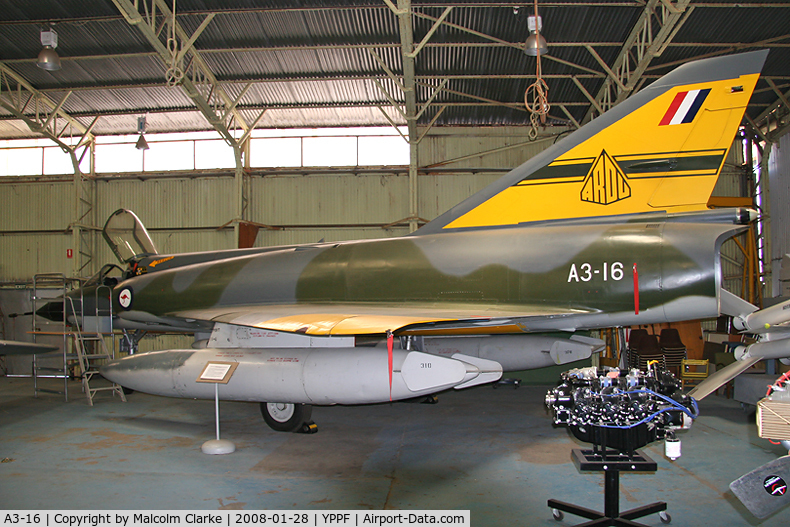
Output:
[{"xmin": 36, "ymin": 301, "xmax": 64, "ymax": 322}]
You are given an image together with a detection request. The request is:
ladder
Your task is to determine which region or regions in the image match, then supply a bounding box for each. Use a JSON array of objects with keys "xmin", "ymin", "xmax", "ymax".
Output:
[
  {"xmin": 67, "ymin": 286, "xmax": 126, "ymax": 406},
  {"xmin": 31, "ymin": 273, "xmax": 126, "ymax": 405},
  {"xmin": 31, "ymin": 273, "xmax": 74, "ymax": 401}
]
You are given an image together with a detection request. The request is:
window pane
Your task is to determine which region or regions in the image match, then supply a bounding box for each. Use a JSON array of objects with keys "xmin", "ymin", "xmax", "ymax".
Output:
[
  {"xmin": 43, "ymin": 146, "xmax": 88, "ymax": 175},
  {"xmin": 250, "ymin": 137, "xmax": 301, "ymax": 167},
  {"xmin": 96, "ymin": 134, "xmax": 139, "ymax": 144},
  {"xmin": 358, "ymin": 136, "xmax": 409, "ymax": 165},
  {"xmin": 194, "ymin": 139, "xmax": 235, "ymax": 169},
  {"xmin": 303, "ymin": 136, "xmax": 357, "ymax": 167},
  {"xmin": 96, "ymin": 143, "xmax": 143, "ymax": 173},
  {"xmin": 0, "ymin": 138, "xmax": 47, "ymax": 148},
  {"xmin": 145, "ymin": 140, "xmax": 194, "ymax": 171},
  {"xmin": 0, "ymin": 148, "xmax": 42, "ymax": 176}
]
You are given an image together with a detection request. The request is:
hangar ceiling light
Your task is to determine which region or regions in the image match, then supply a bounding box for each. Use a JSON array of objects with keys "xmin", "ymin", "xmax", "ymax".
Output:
[
  {"xmin": 135, "ymin": 115, "xmax": 149, "ymax": 151},
  {"xmin": 36, "ymin": 27, "xmax": 61, "ymax": 71},
  {"xmin": 524, "ymin": 15, "xmax": 548, "ymax": 57}
]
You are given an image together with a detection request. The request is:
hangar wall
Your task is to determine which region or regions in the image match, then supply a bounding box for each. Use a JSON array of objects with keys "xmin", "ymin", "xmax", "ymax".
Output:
[
  {"xmin": 0, "ymin": 127, "xmax": 754, "ymax": 296},
  {"xmin": 0, "ymin": 126, "xmax": 553, "ymax": 283},
  {"xmin": 0, "ymin": 128, "xmax": 761, "ymax": 364}
]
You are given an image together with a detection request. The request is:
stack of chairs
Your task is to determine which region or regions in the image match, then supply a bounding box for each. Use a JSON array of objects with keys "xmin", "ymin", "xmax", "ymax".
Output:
[
  {"xmin": 658, "ymin": 328, "xmax": 687, "ymax": 374},
  {"xmin": 627, "ymin": 327, "xmax": 688, "ymax": 373},
  {"xmin": 627, "ymin": 329, "xmax": 665, "ymax": 371}
]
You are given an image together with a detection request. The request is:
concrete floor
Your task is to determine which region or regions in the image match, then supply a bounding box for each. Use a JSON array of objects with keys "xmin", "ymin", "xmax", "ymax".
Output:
[{"xmin": 0, "ymin": 376, "xmax": 787, "ymax": 525}]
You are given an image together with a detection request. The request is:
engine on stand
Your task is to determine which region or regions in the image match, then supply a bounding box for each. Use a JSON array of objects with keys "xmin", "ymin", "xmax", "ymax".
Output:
[
  {"xmin": 544, "ymin": 364, "xmax": 699, "ymax": 525},
  {"xmin": 545, "ymin": 364, "xmax": 698, "ymax": 457}
]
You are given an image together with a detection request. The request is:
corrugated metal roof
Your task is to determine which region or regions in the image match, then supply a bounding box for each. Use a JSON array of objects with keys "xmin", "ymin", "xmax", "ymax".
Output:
[{"xmin": 0, "ymin": 1, "xmax": 786, "ymax": 137}]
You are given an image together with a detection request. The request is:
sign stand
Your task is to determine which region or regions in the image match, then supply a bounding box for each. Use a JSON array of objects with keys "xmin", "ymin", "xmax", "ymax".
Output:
[{"xmin": 196, "ymin": 361, "xmax": 239, "ymax": 455}]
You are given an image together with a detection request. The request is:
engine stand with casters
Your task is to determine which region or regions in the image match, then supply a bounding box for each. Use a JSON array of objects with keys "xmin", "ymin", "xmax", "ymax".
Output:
[{"xmin": 548, "ymin": 448, "xmax": 671, "ymax": 526}]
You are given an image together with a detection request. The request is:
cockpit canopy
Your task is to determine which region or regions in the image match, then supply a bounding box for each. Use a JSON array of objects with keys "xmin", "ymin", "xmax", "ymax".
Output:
[{"xmin": 102, "ymin": 209, "xmax": 158, "ymax": 263}]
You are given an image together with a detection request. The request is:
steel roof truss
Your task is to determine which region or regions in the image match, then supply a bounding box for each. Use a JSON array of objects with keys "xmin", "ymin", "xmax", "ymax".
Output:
[
  {"xmin": 0, "ymin": 64, "xmax": 91, "ymax": 141},
  {"xmin": 375, "ymin": 106, "xmax": 409, "ymax": 141},
  {"xmin": 414, "ymin": 79, "xmax": 447, "ymax": 121},
  {"xmin": 408, "ymin": 7, "xmax": 453, "ymax": 59},
  {"xmin": 582, "ymin": 0, "xmax": 691, "ymax": 124},
  {"xmin": 112, "ymin": 0, "xmax": 252, "ymax": 146},
  {"xmin": 367, "ymin": 49, "xmax": 408, "ymax": 92},
  {"xmin": 372, "ymin": 78, "xmax": 407, "ymax": 119},
  {"xmin": 412, "ymin": 10, "xmax": 600, "ymax": 76}
]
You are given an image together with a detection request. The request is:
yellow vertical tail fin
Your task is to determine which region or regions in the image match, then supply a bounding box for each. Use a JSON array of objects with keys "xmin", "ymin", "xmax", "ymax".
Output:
[{"xmin": 419, "ymin": 50, "xmax": 768, "ymax": 234}]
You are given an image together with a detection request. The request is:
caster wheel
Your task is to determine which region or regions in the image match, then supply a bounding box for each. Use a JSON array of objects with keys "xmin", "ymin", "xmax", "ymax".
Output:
[
  {"xmin": 659, "ymin": 511, "xmax": 671, "ymax": 524},
  {"xmin": 551, "ymin": 509, "xmax": 564, "ymax": 521}
]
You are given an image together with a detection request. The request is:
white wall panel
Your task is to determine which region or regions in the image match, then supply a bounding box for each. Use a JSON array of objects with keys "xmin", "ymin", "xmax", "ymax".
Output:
[
  {"xmin": 0, "ymin": 233, "xmax": 72, "ymax": 281},
  {"xmin": 251, "ymin": 172, "xmax": 409, "ymax": 226},
  {"xmin": 0, "ymin": 180, "xmax": 73, "ymax": 231},
  {"xmin": 418, "ymin": 128, "xmax": 565, "ymax": 169},
  {"xmin": 256, "ymin": 226, "xmax": 407, "ymax": 247},
  {"xmin": 418, "ymin": 173, "xmax": 501, "ymax": 220},
  {"xmin": 148, "ymin": 230, "xmax": 234, "ymax": 255},
  {"xmin": 95, "ymin": 177, "xmax": 236, "ymax": 229}
]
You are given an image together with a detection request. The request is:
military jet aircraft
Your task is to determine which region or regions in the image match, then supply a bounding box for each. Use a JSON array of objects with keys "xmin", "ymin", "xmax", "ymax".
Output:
[{"xmin": 39, "ymin": 49, "xmax": 788, "ymax": 432}]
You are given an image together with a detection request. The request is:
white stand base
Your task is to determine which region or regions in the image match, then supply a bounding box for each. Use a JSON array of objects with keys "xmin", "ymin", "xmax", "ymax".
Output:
[{"xmin": 201, "ymin": 439, "xmax": 236, "ymax": 455}]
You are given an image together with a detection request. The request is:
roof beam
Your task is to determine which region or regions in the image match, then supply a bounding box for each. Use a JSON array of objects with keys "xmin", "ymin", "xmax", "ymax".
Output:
[
  {"xmin": 0, "ymin": 63, "xmax": 92, "ymax": 142},
  {"xmin": 751, "ymin": 80, "xmax": 790, "ymax": 142},
  {"xmin": 111, "ymin": 0, "xmax": 251, "ymax": 145},
  {"xmin": 412, "ymin": 11, "xmax": 601, "ymax": 76},
  {"xmin": 392, "ymin": 0, "xmax": 420, "ymax": 233},
  {"xmin": 24, "ymin": 73, "xmax": 790, "ymax": 100},
  {"xmin": 5, "ymin": 38, "xmax": 790, "ymax": 69},
  {"xmin": 581, "ymin": 0, "xmax": 692, "ymax": 124},
  {"xmin": 4, "ymin": 2, "xmax": 790, "ymax": 26}
]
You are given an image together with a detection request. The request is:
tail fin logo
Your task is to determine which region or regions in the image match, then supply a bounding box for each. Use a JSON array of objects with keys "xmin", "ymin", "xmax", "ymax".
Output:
[
  {"xmin": 659, "ymin": 88, "xmax": 711, "ymax": 126},
  {"xmin": 580, "ymin": 150, "xmax": 631, "ymax": 205}
]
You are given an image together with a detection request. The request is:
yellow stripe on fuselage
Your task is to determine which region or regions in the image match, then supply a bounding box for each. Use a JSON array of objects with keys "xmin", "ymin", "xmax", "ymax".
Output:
[{"xmin": 444, "ymin": 73, "xmax": 760, "ymax": 229}]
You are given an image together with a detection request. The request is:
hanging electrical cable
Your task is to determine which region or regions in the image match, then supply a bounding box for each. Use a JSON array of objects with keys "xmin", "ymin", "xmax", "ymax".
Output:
[
  {"xmin": 166, "ymin": 0, "xmax": 185, "ymax": 87},
  {"xmin": 524, "ymin": 0, "xmax": 550, "ymax": 140}
]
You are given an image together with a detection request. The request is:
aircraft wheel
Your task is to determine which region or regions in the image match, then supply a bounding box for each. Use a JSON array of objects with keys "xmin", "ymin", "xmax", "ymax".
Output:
[
  {"xmin": 551, "ymin": 509, "xmax": 563, "ymax": 521},
  {"xmin": 659, "ymin": 511, "xmax": 671, "ymax": 524},
  {"xmin": 260, "ymin": 402, "xmax": 313, "ymax": 432}
]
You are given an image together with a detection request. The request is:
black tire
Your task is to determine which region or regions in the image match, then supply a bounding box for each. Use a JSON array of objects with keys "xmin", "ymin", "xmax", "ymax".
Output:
[{"xmin": 260, "ymin": 402, "xmax": 313, "ymax": 432}]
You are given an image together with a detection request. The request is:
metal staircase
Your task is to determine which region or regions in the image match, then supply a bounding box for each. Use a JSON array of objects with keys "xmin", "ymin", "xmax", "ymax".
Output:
[{"xmin": 66, "ymin": 285, "xmax": 126, "ymax": 406}]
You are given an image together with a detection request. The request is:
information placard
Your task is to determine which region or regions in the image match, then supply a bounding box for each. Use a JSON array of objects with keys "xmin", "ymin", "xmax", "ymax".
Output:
[{"xmin": 196, "ymin": 361, "xmax": 238, "ymax": 384}]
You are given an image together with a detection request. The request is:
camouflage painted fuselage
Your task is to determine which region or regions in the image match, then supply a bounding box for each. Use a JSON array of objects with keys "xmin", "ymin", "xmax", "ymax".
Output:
[{"xmin": 112, "ymin": 211, "xmax": 743, "ymax": 336}]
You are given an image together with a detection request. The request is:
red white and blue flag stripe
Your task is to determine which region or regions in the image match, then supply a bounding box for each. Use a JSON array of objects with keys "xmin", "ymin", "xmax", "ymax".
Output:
[{"xmin": 659, "ymin": 88, "xmax": 711, "ymax": 126}]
